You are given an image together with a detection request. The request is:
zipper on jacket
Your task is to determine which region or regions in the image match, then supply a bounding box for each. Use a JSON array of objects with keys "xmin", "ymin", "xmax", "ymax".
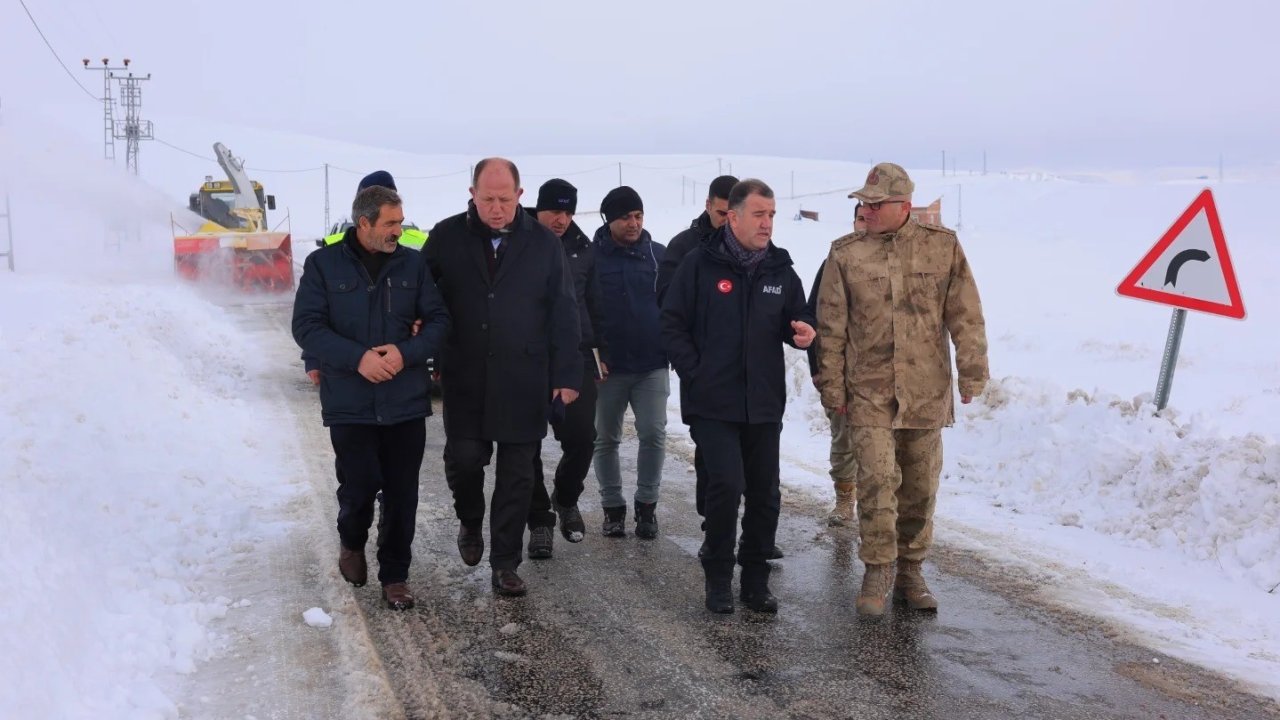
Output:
[{"xmin": 385, "ymin": 277, "xmax": 391, "ymax": 313}]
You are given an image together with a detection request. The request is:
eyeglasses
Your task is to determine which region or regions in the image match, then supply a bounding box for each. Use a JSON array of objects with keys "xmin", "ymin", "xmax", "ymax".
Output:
[{"xmin": 863, "ymin": 200, "xmax": 905, "ymax": 211}]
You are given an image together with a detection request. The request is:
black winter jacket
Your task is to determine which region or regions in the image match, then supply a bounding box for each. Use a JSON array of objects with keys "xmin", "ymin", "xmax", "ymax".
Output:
[
  {"xmin": 656, "ymin": 211, "xmax": 715, "ymax": 304},
  {"xmin": 292, "ymin": 229, "xmax": 450, "ymax": 426},
  {"xmin": 523, "ymin": 208, "xmax": 607, "ymax": 362},
  {"xmin": 805, "ymin": 260, "xmax": 826, "ymax": 377},
  {"xmin": 425, "ymin": 205, "xmax": 582, "ymax": 443},
  {"xmin": 660, "ymin": 230, "xmax": 814, "ymax": 424}
]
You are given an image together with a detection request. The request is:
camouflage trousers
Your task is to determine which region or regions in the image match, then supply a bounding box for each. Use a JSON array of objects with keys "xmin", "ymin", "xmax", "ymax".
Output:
[
  {"xmin": 825, "ymin": 407, "xmax": 858, "ymax": 487},
  {"xmin": 850, "ymin": 427, "xmax": 942, "ymax": 565}
]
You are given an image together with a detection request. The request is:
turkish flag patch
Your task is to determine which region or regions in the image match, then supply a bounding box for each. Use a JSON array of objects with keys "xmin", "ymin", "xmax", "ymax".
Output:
[{"xmin": 717, "ymin": 279, "xmax": 733, "ymax": 294}]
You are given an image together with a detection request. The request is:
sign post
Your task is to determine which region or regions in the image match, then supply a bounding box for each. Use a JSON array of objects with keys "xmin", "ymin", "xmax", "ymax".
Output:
[{"xmin": 1117, "ymin": 188, "xmax": 1245, "ymax": 410}]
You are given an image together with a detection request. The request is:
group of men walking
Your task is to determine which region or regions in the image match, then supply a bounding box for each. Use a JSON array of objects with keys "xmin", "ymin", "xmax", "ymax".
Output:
[{"xmin": 292, "ymin": 157, "xmax": 988, "ymax": 618}]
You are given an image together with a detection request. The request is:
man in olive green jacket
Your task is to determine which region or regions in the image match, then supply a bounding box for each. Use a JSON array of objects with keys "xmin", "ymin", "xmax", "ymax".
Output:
[{"xmin": 815, "ymin": 162, "xmax": 989, "ymax": 616}]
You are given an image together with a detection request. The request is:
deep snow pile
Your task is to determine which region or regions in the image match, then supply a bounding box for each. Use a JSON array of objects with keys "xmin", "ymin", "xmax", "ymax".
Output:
[{"xmin": 0, "ymin": 275, "xmax": 300, "ymax": 718}]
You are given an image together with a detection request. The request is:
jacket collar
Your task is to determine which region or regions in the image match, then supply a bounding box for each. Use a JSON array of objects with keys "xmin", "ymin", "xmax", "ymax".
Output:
[
  {"xmin": 593, "ymin": 224, "xmax": 654, "ymax": 256},
  {"xmin": 701, "ymin": 227, "xmax": 793, "ymax": 271}
]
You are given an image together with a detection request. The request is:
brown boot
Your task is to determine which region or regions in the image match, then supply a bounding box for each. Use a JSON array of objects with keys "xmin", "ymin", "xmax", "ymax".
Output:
[
  {"xmin": 855, "ymin": 562, "xmax": 895, "ymax": 616},
  {"xmin": 381, "ymin": 582, "xmax": 414, "ymax": 610},
  {"xmin": 491, "ymin": 569, "xmax": 528, "ymax": 597},
  {"xmin": 827, "ymin": 482, "xmax": 856, "ymax": 527},
  {"xmin": 338, "ymin": 546, "xmax": 367, "ymax": 587},
  {"xmin": 894, "ymin": 559, "xmax": 938, "ymax": 612}
]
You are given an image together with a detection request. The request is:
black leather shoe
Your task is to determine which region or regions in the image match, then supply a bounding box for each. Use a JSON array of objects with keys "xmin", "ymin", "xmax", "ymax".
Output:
[
  {"xmin": 339, "ymin": 545, "xmax": 367, "ymax": 587},
  {"xmin": 491, "ymin": 569, "xmax": 528, "ymax": 597},
  {"xmin": 705, "ymin": 577, "xmax": 734, "ymax": 614},
  {"xmin": 768, "ymin": 545, "xmax": 784, "ymax": 560},
  {"xmin": 457, "ymin": 523, "xmax": 484, "ymax": 566},
  {"xmin": 740, "ymin": 587, "xmax": 779, "ymax": 614}
]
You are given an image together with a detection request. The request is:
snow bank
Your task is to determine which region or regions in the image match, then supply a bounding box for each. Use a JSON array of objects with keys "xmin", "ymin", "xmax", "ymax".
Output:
[{"xmin": 0, "ymin": 276, "xmax": 298, "ymax": 718}]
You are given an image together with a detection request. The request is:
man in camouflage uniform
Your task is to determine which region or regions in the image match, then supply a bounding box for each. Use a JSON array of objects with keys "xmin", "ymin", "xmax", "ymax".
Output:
[{"xmin": 815, "ymin": 163, "xmax": 989, "ymax": 616}]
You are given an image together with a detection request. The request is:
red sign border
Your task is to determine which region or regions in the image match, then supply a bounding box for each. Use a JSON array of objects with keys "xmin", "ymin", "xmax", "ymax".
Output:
[{"xmin": 1116, "ymin": 188, "xmax": 1246, "ymax": 320}]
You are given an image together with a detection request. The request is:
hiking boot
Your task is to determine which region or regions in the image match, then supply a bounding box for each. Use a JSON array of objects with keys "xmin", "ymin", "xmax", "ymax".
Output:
[
  {"xmin": 491, "ymin": 569, "xmax": 528, "ymax": 597},
  {"xmin": 827, "ymin": 482, "xmax": 856, "ymax": 527},
  {"xmin": 338, "ymin": 545, "xmax": 367, "ymax": 587},
  {"xmin": 381, "ymin": 582, "xmax": 414, "ymax": 610},
  {"xmin": 740, "ymin": 565, "xmax": 778, "ymax": 614},
  {"xmin": 551, "ymin": 491, "xmax": 585, "ymax": 543},
  {"xmin": 635, "ymin": 501, "xmax": 658, "ymax": 540},
  {"xmin": 602, "ymin": 505, "xmax": 626, "ymax": 537},
  {"xmin": 768, "ymin": 545, "xmax": 784, "ymax": 560},
  {"xmin": 457, "ymin": 522, "xmax": 484, "ymax": 566},
  {"xmin": 704, "ymin": 572, "xmax": 734, "ymax": 614},
  {"xmin": 528, "ymin": 526, "xmax": 554, "ymax": 559},
  {"xmin": 894, "ymin": 559, "xmax": 939, "ymax": 612},
  {"xmin": 856, "ymin": 562, "xmax": 895, "ymax": 616}
]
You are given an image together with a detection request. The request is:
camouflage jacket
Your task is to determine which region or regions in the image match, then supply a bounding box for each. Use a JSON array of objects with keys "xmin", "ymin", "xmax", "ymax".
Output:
[{"xmin": 815, "ymin": 218, "xmax": 988, "ymax": 429}]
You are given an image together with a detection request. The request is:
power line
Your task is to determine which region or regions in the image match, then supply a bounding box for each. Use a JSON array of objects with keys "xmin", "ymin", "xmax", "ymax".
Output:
[
  {"xmin": 17, "ymin": 0, "xmax": 99, "ymax": 102},
  {"xmin": 154, "ymin": 137, "xmax": 325, "ymax": 173}
]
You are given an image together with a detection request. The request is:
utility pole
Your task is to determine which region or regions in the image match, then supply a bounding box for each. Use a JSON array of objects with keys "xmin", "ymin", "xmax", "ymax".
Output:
[
  {"xmin": 82, "ymin": 58, "xmax": 122, "ymax": 162},
  {"xmin": 324, "ymin": 162, "xmax": 330, "ymax": 234},
  {"xmin": 0, "ymin": 193, "xmax": 13, "ymax": 272},
  {"xmin": 941, "ymin": 150, "xmax": 946, "ymax": 176},
  {"xmin": 982, "ymin": 150, "xmax": 988, "ymax": 176},
  {"xmin": 617, "ymin": 162, "xmax": 623, "ymax": 186},
  {"xmin": 82, "ymin": 58, "xmax": 153, "ymax": 174},
  {"xmin": 0, "ymin": 98, "xmax": 12, "ymax": 271},
  {"xmin": 790, "ymin": 170, "xmax": 795, "ymax": 200}
]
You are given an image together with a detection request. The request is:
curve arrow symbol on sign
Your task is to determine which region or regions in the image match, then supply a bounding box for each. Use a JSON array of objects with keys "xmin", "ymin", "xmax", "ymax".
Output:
[{"xmin": 1164, "ymin": 249, "xmax": 1210, "ymax": 288}]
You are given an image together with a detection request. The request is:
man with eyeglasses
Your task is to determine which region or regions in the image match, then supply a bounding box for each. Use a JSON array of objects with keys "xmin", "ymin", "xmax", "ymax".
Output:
[{"xmin": 815, "ymin": 163, "xmax": 989, "ymax": 616}]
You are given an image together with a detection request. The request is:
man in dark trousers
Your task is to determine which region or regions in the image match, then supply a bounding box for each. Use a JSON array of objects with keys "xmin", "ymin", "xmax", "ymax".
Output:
[
  {"xmin": 656, "ymin": 174, "xmax": 782, "ymax": 558},
  {"xmin": 425, "ymin": 158, "xmax": 582, "ymax": 596},
  {"xmin": 525, "ymin": 178, "xmax": 607, "ymax": 559},
  {"xmin": 661, "ymin": 179, "xmax": 815, "ymax": 614},
  {"xmin": 293, "ymin": 185, "xmax": 450, "ymax": 611}
]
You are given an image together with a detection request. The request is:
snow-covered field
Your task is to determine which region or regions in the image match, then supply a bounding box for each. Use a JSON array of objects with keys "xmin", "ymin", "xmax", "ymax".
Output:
[{"xmin": 1, "ymin": 106, "xmax": 1277, "ymax": 716}]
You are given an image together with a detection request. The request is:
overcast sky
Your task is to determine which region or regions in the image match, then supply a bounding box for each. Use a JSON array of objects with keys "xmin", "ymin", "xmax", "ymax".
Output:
[{"xmin": 3, "ymin": 0, "xmax": 1277, "ymax": 170}]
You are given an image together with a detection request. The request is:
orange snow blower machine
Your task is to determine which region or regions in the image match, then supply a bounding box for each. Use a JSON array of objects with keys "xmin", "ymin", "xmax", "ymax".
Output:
[{"xmin": 172, "ymin": 142, "xmax": 294, "ymax": 292}]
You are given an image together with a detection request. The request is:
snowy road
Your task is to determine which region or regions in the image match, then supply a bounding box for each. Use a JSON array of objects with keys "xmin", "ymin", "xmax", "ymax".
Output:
[{"xmin": 245, "ymin": 303, "xmax": 1278, "ymax": 720}]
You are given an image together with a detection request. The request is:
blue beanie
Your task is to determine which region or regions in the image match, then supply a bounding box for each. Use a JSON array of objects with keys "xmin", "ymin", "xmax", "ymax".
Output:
[{"xmin": 358, "ymin": 170, "xmax": 396, "ymax": 192}]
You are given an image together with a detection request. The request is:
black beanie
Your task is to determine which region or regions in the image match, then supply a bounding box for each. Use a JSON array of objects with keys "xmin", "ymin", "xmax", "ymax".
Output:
[
  {"xmin": 601, "ymin": 186, "xmax": 643, "ymax": 223},
  {"xmin": 536, "ymin": 178, "xmax": 578, "ymax": 213},
  {"xmin": 358, "ymin": 170, "xmax": 396, "ymax": 192}
]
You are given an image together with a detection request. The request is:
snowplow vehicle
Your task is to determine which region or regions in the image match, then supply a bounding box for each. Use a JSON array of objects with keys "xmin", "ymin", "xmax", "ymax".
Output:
[{"xmin": 173, "ymin": 142, "xmax": 294, "ymax": 292}]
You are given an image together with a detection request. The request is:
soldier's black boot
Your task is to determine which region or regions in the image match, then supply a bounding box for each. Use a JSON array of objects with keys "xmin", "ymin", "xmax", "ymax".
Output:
[{"xmin": 740, "ymin": 563, "xmax": 778, "ymax": 614}]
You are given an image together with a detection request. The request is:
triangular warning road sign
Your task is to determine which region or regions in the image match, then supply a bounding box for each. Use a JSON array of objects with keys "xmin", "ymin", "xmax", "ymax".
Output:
[{"xmin": 1117, "ymin": 188, "xmax": 1245, "ymax": 319}]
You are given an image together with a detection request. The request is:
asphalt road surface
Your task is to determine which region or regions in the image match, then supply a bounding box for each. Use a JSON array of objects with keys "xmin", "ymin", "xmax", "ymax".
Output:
[{"xmin": 245, "ymin": 302, "xmax": 1278, "ymax": 720}]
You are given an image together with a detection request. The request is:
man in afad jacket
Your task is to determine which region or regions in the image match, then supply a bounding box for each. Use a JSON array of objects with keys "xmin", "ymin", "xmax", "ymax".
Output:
[
  {"xmin": 292, "ymin": 185, "xmax": 450, "ymax": 611},
  {"xmin": 592, "ymin": 186, "xmax": 669, "ymax": 540},
  {"xmin": 425, "ymin": 158, "xmax": 581, "ymax": 597},
  {"xmin": 661, "ymin": 179, "xmax": 815, "ymax": 614},
  {"xmin": 816, "ymin": 162, "xmax": 989, "ymax": 616}
]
